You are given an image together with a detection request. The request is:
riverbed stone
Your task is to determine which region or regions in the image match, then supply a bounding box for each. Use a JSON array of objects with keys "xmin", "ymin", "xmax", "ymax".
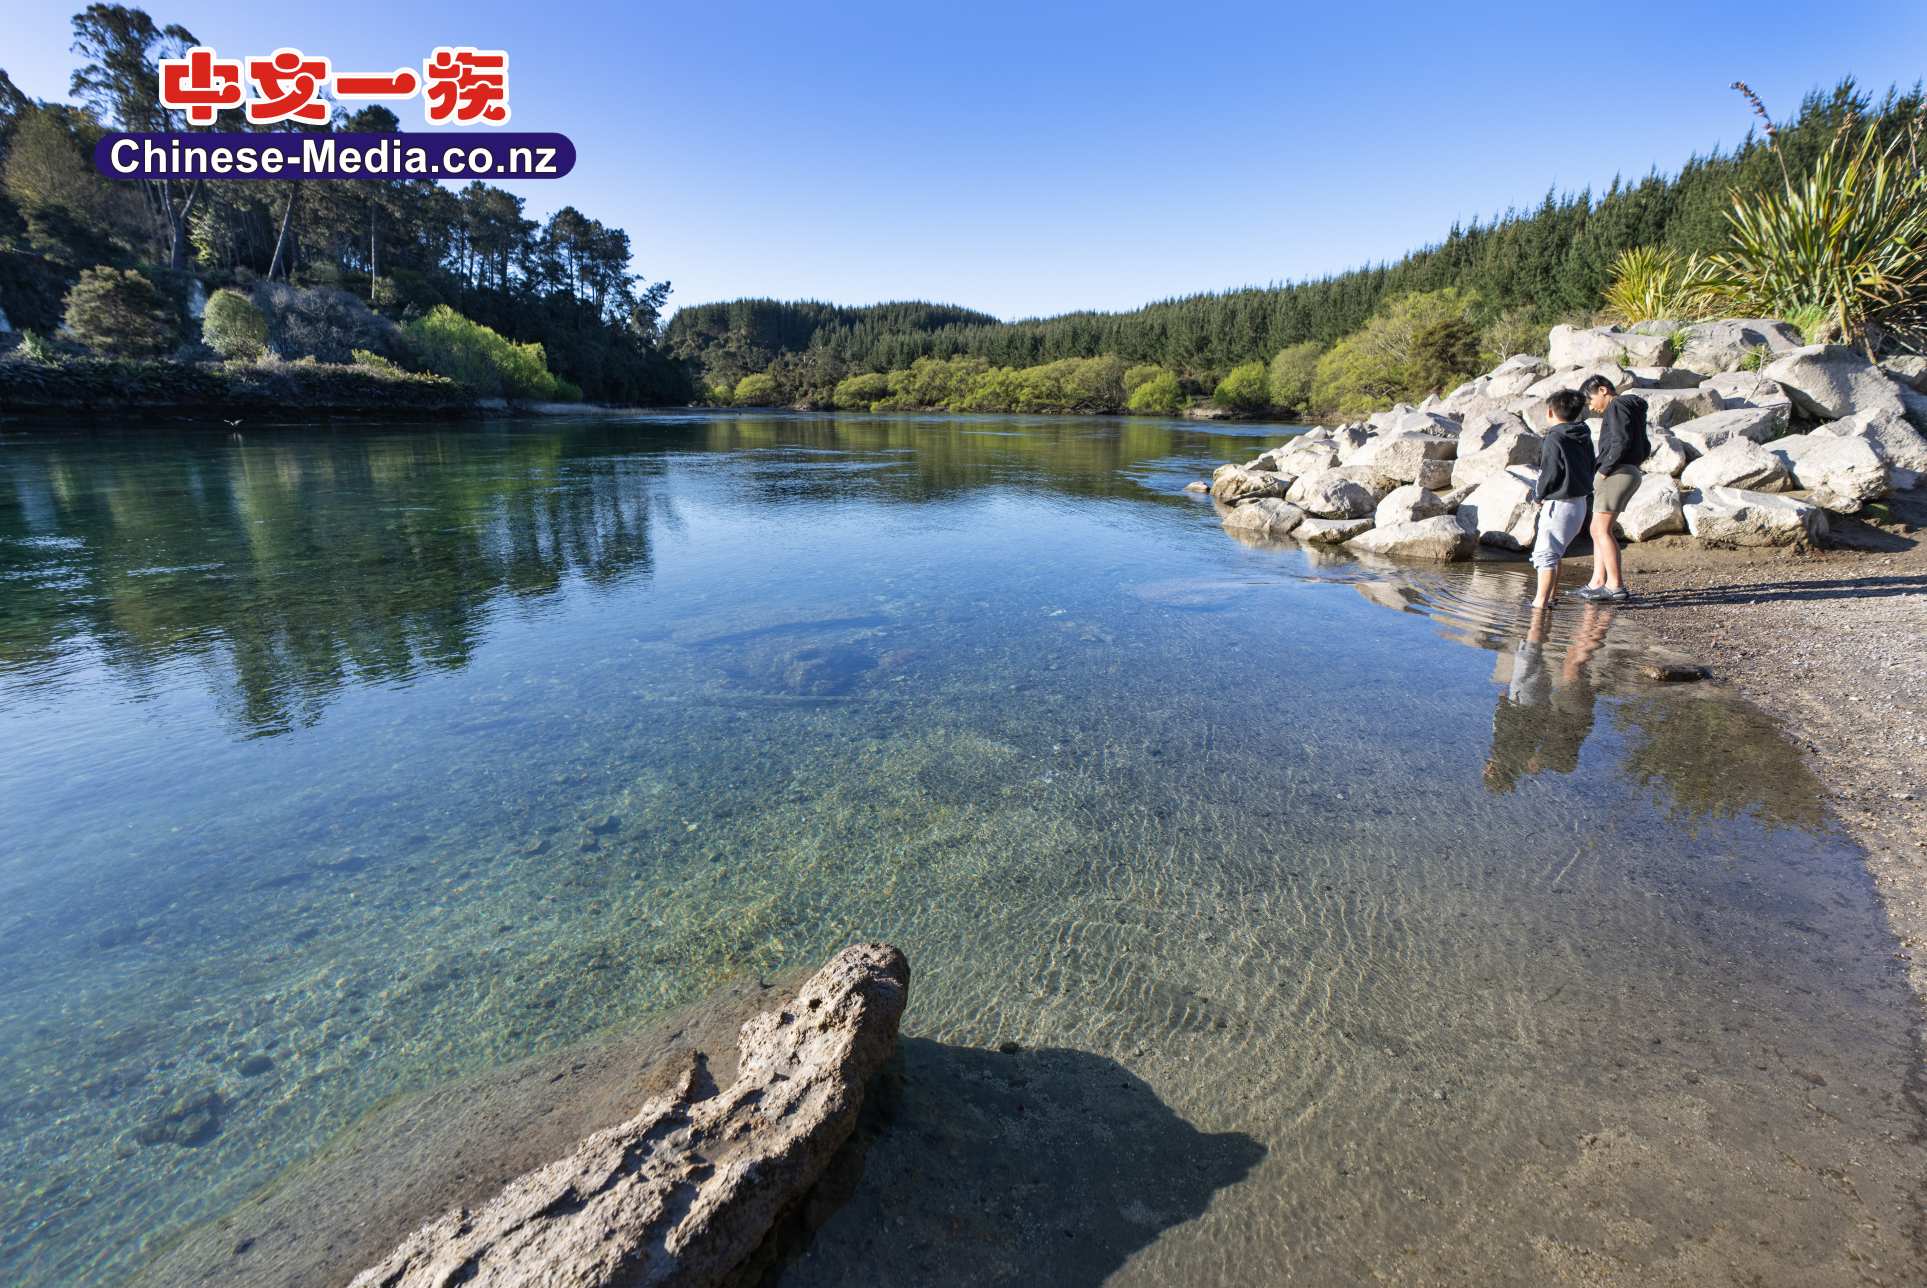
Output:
[
  {"xmin": 351, "ymin": 943, "xmax": 910, "ymax": 1288},
  {"xmin": 1351, "ymin": 433, "xmax": 1456, "ymax": 486},
  {"xmin": 1614, "ymin": 474, "xmax": 1687, "ymax": 541},
  {"xmin": 1457, "ymin": 468, "xmax": 1540, "ymax": 550},
  {"xmin": 1682, "ymin": 487, "xmax": 1828, "ymax": 547},
  {"xmin": 1286, "ymin": 470, "xmax": 1378, "ymax": 519},
  {"xmin": 1784, "ymin": 434, "xmax": 1890, "ymax": 513},
  {"xmin": 1549, "ymin": 324, "xmax": 1676, "ymax": 370},
  {"xmin": 1221, "ymin": 497, "xmax": 1307, "ymax": 538},
  {"xmin": 1347, "ymin": 514, "xmax": 1476, "ymax": 562},
  {"xmin": 1374, "ymin": 483, "xmax": 1447, "ymax": 527},
  {"xmin": 1293, "ymin": 515, "xmax": 1373, "ymax": 544},
  {"xmin": 1680, "ymin": 440, "xmax": 1791, "ymax": 493},
  {"xmin": 1761, "ymin": 344, "xmax": 1910, "ymax": 421}
]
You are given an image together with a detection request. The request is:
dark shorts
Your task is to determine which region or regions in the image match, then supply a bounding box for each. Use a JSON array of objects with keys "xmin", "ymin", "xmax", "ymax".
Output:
[{"xmin": 1595, "ymin": 468, "xmax": 1640, "ymax": 512}]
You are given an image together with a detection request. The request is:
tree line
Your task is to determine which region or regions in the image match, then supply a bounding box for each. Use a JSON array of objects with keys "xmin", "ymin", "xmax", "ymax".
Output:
[
  {"xmin": 669, "ymin": 80, "xmax": 1923, "ymax": 412},
  {"xmin": 0, "ymin": 4, "xmax": 690, "ymax": 404}
]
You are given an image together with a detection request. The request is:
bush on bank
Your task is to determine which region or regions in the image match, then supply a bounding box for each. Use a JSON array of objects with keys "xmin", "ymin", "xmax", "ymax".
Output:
[
  {"xmin": 0, "ymin": 350, "xmax": 470, "ymax": 416},
  {"xmin": 400, "ymin": 305, "xmax": 580, "ymax": 402}
]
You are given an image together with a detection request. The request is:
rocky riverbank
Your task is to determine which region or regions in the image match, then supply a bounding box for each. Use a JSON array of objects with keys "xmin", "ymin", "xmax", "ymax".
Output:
[{"xmin": 1199, "ymin": 319, "xmax": 1927, "ymax": 560}]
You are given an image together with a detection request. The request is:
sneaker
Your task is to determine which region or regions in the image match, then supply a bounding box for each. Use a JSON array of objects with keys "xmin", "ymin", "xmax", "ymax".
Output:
[{"xmin": 1572, "ymin": 585, "xmax": 1612, "ymax": 601}]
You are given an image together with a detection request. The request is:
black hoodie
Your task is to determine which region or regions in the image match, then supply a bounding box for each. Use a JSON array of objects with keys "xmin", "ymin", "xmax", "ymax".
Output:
[
  {"xmin": 1596, "ymin": 393, "xmax": 1650, "ymax": 475},
  {"xmin": 1534, "ymin": 421, "xmax": 1597, "ymax": 501}
]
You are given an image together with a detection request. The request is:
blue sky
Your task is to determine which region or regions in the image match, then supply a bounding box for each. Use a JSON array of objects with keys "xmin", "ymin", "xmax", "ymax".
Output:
[{"xmin": 6, "ymin": 0, "xmax": 1924, "ymax": 320}]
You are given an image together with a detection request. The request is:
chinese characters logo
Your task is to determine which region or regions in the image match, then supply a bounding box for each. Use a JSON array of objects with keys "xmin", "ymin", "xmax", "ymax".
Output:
[{"xmin": 159, "ymin": 46, "xmax": 509, "ymax": 125}]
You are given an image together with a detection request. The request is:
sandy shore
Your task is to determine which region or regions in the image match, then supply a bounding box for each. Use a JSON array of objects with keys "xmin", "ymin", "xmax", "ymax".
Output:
[{"xmin": 1604, "ymin": 492, "xmax": 1927, "ymax": 1002}]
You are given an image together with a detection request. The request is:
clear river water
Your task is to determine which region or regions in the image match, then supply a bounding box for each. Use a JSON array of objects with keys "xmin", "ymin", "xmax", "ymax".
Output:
[{"xmin": 0, "ymin": 411, "xmax": 1921, "ymax": 1287}]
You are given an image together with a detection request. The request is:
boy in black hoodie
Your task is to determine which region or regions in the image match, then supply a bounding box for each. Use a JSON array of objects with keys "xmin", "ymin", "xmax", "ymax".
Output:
[{"xmin": 1529, "ymin": 389, "xmax": 1597, "ymax": 609}]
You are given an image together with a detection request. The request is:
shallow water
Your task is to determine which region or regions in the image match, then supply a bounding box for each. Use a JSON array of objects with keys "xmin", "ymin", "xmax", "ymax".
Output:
[{"xmin": 0, "ymin": 411, "xmax": 1919, "ymax": 1287}]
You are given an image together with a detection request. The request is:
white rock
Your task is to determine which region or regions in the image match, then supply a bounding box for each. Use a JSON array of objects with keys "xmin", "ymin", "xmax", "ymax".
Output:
[
  {"xmin": 1347, "ymin": 514, "xmax": 1477, "ymax": 562},
  {"xmin": 1350, "ymin": 433, "xmax": 1456, "ymax": 485},
  {"xmin": 1614, "ymin": 474, "xmax": 1686, "ymax": 541},
  {"xmin": 1210, "ymin": 465, "xmax": 1288, "ymax": 503},
  {"xmin": 1881, "ymin": 355, "xmax": 1927, "ymax": 394},
  {"xmin": 1634, "ymin": 387, "xmax": 1726, "ymax": 429},
  {"xmin": 1669, "ymin": 406, "xmax": 1788, "ymax": 455},
  {"xmin": 1642, "ymin": 431, "xmax": 1692, "ymax": 477},
  {"xmin": 1676, "ymin": 319, "xmax": 1804, "ymax": 373},
  {"xmin": 1457, "ymin": 467, "xmax": 1540, "ymax": 550},
  {"xmin": 1285, "ymin": 469, "xmax": 1379, "ymax": 519},
  {"xmin": 1293, "ymin": 515, "xmax": 1373, "ymax": 544},
  {"xmin": 1484, "ymin": 355, "xmax": 1553, "ymax": 399},
  {"xmin": 1414, "ymin": 458, "xmax": 1454, "ymax": 490},
  {"xmin": 1683, "ymin": 487, "xmax": 1827, "ymax": 547},
  {"xmin": 1329, "ymin": 425, "xmax": 1372, "ymax": 461},
  {"xmin": 1374, "ymin": 483, "xmax": 1448, "ymax": 527},
  {"xmin": 1221, "ymin": 497, "xmax": 1308, "ymax": 537},
  {"xmin": 1626, "ymin": 366, "xmax": 1704, "ymax": 389},
  {"xmin": 1680, "ymin": 440, "xmax": 1791, "ymax": 492},
  {"xmin": 1762, "ymin": 344, "xmax": 1910, "ymax": 421},
  {"xmin": 1819, "ymin": 407, "xmax": 1927, "ymax": 483},
  {"xmin": 1785, "ymin": 435, "xmax": 1890, "ymax": 513},
  {"xmin": 1549, "ymin": 324, "xmax": 1676, "ymax": 370},
  {"xmin": 1699, "ymin": 370, "xmax": 1794, "ymax": 419},
  {"xmin": 1523, "ymin": 364, "xmax": 1628, "ymax": 402}
]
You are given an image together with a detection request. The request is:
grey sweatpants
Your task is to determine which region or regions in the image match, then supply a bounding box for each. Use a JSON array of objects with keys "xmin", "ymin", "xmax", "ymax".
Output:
[{"xmin": 1530, "ymin": 498, "xmax": 1587, "ymax": 570}]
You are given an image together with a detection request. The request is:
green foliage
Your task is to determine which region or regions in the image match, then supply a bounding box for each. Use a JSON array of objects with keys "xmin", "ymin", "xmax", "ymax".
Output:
[
  {"xmin": 1737, "ymin": 346, "xmax": 1766, "ymax": 371},
  {"xmin": 1481, "ymin": 307, "xmax": 1547, "ymax": 360},
  {"xmin": 63, "ymin": 266, "xmax": 177, "ymax": 356},
  {"xmin": 1265, "ymin": 342, "xmax": 1322, "ymax": 412},
  {"xmin": 1126, "ymin": 370, "xmax": 1182, "ymax": 413},
  {"xmin": 1212, "ymin": 361, "xmax": 1270, "ymax": 413},
  {"xmin": 201, "ymin": 288, "xmax": 267, "ymax": 361},
  {"xmin": 350, "ymin": 348, "xmax": 405, "ymax": 375},
  {"xmin": 1309, "ymin": 289, "xmax": 1480, "ymax": 415},
  {"xmin": 1601, "ymin": 246, "xmax": 1718, "ymax": 323},
  {"xmin": 733, "ymin": 372, "xmax": 780, "ymax": 405},
  {"xmin": 256, "ymin": 283, "xmax": 396, "ymax": 364},
  {"xmin": 832, "ymin": 371, "xmax": 891, "ymax": 410},
  {"xmin": 1122, "ymin": 363, "xmax": 1166, "ymax": 395},
  {"xmin": 401, "ymin": 305, "xmax": 574, "ymax": 401},
  {"xmin": 1781, "ymin": 302, "xmax": 1833, "ymax": 346},
  {"xmin": 1701, "ymin": 121, "xmax": 1927, "ymax": 348}
]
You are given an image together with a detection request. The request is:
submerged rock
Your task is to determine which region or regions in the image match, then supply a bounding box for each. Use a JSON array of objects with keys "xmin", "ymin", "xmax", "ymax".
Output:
[
  {"xmin": 351, "ymin": 943, "xmax": 910, "ymax": 1288},
  {"xmin": 1221, "ymin": 497, "xmax": 1306, "ymax": 538},
  {"xmin": 1347, "ymin": 515, "xmax": 1476, "ymax": 562}
]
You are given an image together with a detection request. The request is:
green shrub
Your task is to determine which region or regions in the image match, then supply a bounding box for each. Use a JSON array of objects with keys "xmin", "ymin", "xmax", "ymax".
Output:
[
  {"xmin": 1126, "ymin": 370, "xmax": 1182, "ymax": 413},
  {"xmin": 1601, "ymin": 246, "xmax": 1718, "ymax": 323},
  {"xmin": 17, "ymin": 330, "xmax": 61, "ymax": 363},
  {"xmin": 1409, "ymin": 316, "xmax": 1483, "ymax": 396},
  {"xmin": 1266, "ymin": 342, "xmax": 1321, "ymax": 412},
  {"xmin": 350, "ymin": 347, "xmax": 405, "ymax": 375},
  {"xmin": 1212, "ymin": 361, "xmax": 1270, "ymax": 412},
  {"xmin": 401, "ymin": 304, "xmax": 572, "ymax": 400},
  {"xmin": 1481, "ymin": 307, "xmax": 1547, "ymax": 361},
  {"xmin": 1309, "ymin": 288, "xmax": 1483, "ymax": 416},
  {"xmin": 258, "ymin": 283, "xmax": 396, "ymax": 363},
  {"xmin": 1701, "ymin": 122, "xmax": 1927, "ymax": 350},
  {"xmin": 832, "ymin": 371, "xmax": 890, "ymax": 410},
  {"xmin": 1122, "ymin": 363, "xmax": 1166, "ymax": 395},
  {"xmin": 202, "ymin": 288, "xmax": 268, "ymax": 360},
  {"xmin": 62, "ymin": 267, "xmax": 179, "ymax": 357},
  {"xmin": 733, "ymin": 372, "xmax": 780, "ymax": 405},
  {"xmin": 1737, "ymin": 346, "xmax": 1766, "ymax": 371}
]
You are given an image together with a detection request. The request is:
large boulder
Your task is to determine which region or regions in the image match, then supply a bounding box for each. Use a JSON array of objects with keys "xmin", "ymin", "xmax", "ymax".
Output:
[
  {"xmin": 1221, "ymin": 497, "xmax": 1307, "ymax": 538},
  {"xmin": 1347, "ymin": 514, "xmax": 1477, "ymax": 562},
  {"xmin": 1680, "ymin": 439, "xmax": 1791, "ymax": 493},
  {"xmin": 1614, "ymin": 474, "xmax": 1687, "ymax": 541},
  {"xmin": 1783, "ymin": 434, "xmax": 1890, "ymax": 513},
  {"xmin": 1286, "ymin": 469, "xmax": 1379, "ymax": 519},
  {"xmin": 1819, "ymin": 407, "xmax": 1927, "ymax": 487},
  {"xmin": 1374, "ymin": 482, "xmax": 1448, "ymax": 526},
  {"xmin": 1699, "ymin": 370, "xmax": 1794, "ymax": 418},
  {"xmin": 1293, "ymin": 515, "xmax": 1373, "ymax": 544},
  {"xmin": 1634, "ymin": 386, "xmax": 1726, "ymax": 429},
  {"xmin": 1259, "ymin": 439, "xmax": 1339, "ymax": 478},
  {"xmin": 1349, "ymin": 433, "xmax": 1456, "ymax": 486},
  {"xmin": 1642, "ymin": 431, "xmax": 1692, "ymax": 477},
  {"xmin": 1452, "ymin": 421, "xmax": 1540, "ymax": 489},
  {"xmin": 1675, "ymin": 318, "xmax": 1804, "ymax": 373},
  {"xmin": 1668, "ymin": 406, "xmax": 1788, "ymax": 455},
  {"xmin": 1484, "ymin": 354, "xmax": 1553, "ymax": 399},
  {"xmin": 351, "ymin": 944, "xmax": 909, "ymax": 1288},
  {"xmin": 1457, "ymin": 467, "xmax": 1540, "ymax": 550},
  {"xmin": 1210, "ymin": 465, "xmax": 1287, "ymax": 503},
  {"xmin": 1626, "ymin": 366, "xmax": 1704, "ymax": 389},
  {"xmin": 1523, "ymin": 363, "xmax": 1627, "ymax": 402},
  {"xmin": 1881, "ymin": 355, "xmax": 1927, "ymax": 394},
  {"xmin": 1378, "ymin": 409, "xmax": 1462, "ymax": 438},
  {"xmin": 1683, "ymin": 487, "xmax": 1828, "ymax": 547},
  {"xmin": 1761, "ymin": 344, "xmax": 1910, "ymax": 421},
  {"xmin": 1329, "ymin": 424, "xmax": 1372, "ymax": 461},
  {"xmin": 1366, "ymin": 403, "xmax": 1419, "ymax": 431},
  {"xmin": 1549, "ymin": 324, "xmax": 1677, "ymax": 370}
]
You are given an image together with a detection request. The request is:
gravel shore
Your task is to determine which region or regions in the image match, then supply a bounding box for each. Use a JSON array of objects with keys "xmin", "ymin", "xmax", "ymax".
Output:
[{"xmin": 1607, "ymin": 492, "xmax": 1927, "ymax": 1001}]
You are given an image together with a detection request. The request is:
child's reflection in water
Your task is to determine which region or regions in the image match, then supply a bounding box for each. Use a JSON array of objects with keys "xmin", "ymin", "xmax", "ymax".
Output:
[{"xmin": 1483, "ymin": 602, "xmax": 1617, "ymax": 793}]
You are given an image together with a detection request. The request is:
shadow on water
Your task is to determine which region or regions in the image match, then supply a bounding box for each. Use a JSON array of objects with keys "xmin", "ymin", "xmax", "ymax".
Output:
[{"xmin": 773, "ymin": 1039, "xmax": 1265, "ymax": 1288}]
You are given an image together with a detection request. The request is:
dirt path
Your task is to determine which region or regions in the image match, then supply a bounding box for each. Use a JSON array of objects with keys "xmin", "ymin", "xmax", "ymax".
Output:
[{"xmin": 1604, "ymin": 493, "xmax": 1927, "ymax": 1000}]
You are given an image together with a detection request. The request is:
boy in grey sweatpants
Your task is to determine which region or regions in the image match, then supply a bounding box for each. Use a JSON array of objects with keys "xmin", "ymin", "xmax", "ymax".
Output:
[{"xmin": 1530, "ymin": 389, "xmax": 1598, "ymax": 609}]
